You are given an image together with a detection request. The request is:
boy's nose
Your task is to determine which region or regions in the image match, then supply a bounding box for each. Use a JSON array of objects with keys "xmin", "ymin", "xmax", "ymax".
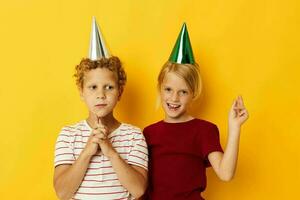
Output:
[{"xmin": 96, "ymin": 90, "xmax": 106, "ymax": 99}]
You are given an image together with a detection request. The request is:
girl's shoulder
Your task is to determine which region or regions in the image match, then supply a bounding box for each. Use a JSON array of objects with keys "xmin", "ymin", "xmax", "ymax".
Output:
[
  {"xmin": 143, "ymin": 120, "xmax": 164, "ymax": 132},
  {"xmin": 194, "ymin": 118, "xmax": 217, "ymax": 127},
  {"xmin": 143, "ymin": 118, "xmax": 218, "ymax": 134}
]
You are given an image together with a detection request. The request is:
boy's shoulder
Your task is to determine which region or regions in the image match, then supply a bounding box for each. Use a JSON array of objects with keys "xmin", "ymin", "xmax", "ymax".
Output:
[
  {"xmin": 59, "ymin": 120, "xmax": 90, "ymax": 135},
  {"xmin": 115, "ymin": 122, "xmax": 144, "ymax": 139},
  {"xmin": 119, "ymin": 122, "xmax": 142, "ymax": 133}
]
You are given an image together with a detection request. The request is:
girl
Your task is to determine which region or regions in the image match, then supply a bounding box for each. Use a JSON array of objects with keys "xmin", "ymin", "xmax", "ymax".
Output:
[{"xmin": 143, "ymin": 23, "xmax": 249, "ymax": 200}]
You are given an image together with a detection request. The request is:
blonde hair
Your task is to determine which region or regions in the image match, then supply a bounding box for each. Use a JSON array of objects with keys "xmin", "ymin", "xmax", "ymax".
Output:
[
  {"xmin": 74, "ymin": 56, "xmax": 127, "ymax": 91},
  {"xmin": 157, "ymin": 61, "xmax": 202, "ymax": 99}
]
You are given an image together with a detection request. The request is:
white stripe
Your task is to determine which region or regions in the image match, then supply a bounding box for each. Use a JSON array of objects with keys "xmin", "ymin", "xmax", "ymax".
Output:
[{"xmin": 54, "ymin": 120, "xmax": 148, "ymax": 199}]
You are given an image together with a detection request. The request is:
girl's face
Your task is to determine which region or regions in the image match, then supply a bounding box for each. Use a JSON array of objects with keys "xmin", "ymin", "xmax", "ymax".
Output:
[
  {"xmin": 80, "ymin": 68, "xmax": 120, "ymax": 119},
  {"xmin": 160, "ymin": 72, "xmax": 194, "ymax": 123}
]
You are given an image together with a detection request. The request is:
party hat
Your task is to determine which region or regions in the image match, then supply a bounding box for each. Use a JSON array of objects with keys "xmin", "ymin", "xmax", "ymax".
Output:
[
  {"xmin": 169, "ymin": 23, "xmax": 195, "ymax": 64},
  {"xmin": 88, "ymin": 16, "xmax": 110, "ymax": 60}
]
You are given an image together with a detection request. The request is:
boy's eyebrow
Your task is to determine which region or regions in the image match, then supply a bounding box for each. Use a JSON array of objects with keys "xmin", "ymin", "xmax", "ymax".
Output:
[{"xmin": 85, "ymin": 83, "xmax": 96, "ymax": 86}]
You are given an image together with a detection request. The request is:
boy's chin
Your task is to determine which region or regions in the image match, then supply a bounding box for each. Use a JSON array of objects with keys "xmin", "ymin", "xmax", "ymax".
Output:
[{"xmin": 89, "ymin": 110, "xmax": 111, "ymax": 118}]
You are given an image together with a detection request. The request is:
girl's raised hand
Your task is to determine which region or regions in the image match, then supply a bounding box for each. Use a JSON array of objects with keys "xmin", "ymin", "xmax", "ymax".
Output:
[{"xmin": 228, "ymin": 96, "xmax": 249, "ymax": 130}]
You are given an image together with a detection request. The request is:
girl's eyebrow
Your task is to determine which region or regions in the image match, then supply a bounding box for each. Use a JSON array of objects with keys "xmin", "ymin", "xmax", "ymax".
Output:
[{"xmin": 164, "ymin": 85, "xmax": 189, "ymax": 91}]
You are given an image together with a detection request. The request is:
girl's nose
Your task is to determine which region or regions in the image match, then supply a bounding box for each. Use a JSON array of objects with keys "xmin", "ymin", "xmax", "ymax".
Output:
[{"xmin": 171, "ymin": 92, "xmax": 179, "ymax": 102}]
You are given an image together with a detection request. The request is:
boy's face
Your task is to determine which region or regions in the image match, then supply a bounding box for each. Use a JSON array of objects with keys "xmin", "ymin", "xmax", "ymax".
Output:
[
  {"xmin": 160, "ymin": 72, "xmax": 193, "ymax": 122},
  {"xmin": 80, "ymin": 68, "xmax": 121, "ymax": 119}
]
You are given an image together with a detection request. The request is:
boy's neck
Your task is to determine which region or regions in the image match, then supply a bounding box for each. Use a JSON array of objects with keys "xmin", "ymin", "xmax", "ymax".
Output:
[{"xmin": 86, "ymin": 112, "xmax": 120, "ymax": 132}]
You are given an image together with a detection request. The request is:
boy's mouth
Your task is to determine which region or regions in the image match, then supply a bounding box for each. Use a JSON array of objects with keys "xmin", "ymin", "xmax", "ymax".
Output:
[
  {"xmin": 95, "ymin": 104, "xmax": 107, "ymax": 108},
  {"xmin": 167, "ymin": 103, "xmax": 181, "ymax": 111}
]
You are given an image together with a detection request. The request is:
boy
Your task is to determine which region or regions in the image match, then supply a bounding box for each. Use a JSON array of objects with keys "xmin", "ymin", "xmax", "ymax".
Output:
[{"xmin": 53, "ymin": 17, "xmax": 148, "ymax": 200}]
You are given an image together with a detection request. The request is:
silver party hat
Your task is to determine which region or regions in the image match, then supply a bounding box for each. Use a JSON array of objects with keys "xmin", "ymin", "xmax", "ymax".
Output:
[{"xmin": 88, "ymin": 16, "xmax": 110, "ymax": 60}]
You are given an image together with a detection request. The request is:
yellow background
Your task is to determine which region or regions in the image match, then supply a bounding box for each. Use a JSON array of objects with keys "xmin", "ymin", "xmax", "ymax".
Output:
[{"xmin": 0, "ymin": 0, "xmax": 299, "ymax": 199}]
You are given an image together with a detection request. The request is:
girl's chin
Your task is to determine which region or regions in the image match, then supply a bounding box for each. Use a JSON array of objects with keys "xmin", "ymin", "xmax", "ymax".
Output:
[{"xmin": 165, "ymin": 113, "xmax": 183, "ymax": 120}]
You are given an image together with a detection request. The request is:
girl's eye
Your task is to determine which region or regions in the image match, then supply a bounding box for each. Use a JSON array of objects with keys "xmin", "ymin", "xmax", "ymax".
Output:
[{"xmin": 179, "ymin": 90, "xmax": 188, "ymax": 95}]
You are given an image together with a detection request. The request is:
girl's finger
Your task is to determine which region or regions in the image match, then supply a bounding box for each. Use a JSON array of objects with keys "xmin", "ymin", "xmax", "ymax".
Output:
[
  {"xmin": 238, "ymin": 109, "xmax": 248, "ymax": 117},
  {"xmin": 239, "ymin": 96, "xmax": 245, "ymax": 107},
  {"xmin": 235, "ymin": 96, "xmax": 245, "ymax": 110},
  {"xmin": 235, "ymin": 96, "xmax": 240, "ymax": 107},
  {"xmin": 231, "ymin": 99, "xmax": 238, "ymax": 111}
]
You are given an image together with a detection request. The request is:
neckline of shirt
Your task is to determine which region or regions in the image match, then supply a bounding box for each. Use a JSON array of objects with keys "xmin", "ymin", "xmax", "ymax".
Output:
[
  {"xmin": 83, "ymin": 119, "xmax": 124, "ymax": 137},
  {"xmin": 161, "ymin": 118, "xmax": 198, "ymax": 125}
]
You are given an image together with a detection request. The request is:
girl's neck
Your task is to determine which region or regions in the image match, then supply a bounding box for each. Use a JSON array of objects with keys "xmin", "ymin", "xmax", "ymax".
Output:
[{"xmin": 164, "ymin": 114, "xmax": 194, "ymax": 123}]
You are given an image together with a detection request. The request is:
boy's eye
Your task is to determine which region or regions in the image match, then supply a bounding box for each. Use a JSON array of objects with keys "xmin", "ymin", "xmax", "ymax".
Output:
[
  {"xmin": 104, "ymin": 85, "xmax": 114, "ymax": 90},
  {"xmin": 89, "ymin": 85, "xmax": 97, "ymax": 90},
  {"xmin": 164, "ymin": 87, "xmax": 172, "ymax": 92}
]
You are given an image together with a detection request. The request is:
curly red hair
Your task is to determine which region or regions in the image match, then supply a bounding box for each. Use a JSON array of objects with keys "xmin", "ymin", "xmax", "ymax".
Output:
[{"xmin": 74, "ymin": 56, "xmax": 127, "ymax": 91}]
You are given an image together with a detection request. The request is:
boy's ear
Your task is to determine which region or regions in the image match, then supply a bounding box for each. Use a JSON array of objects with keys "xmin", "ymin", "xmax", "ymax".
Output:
[
  {"xmin": 118, "ymin": 87, "xmax": 123, "ymax": 101},
  {"xmin": 79, "ymin": 87, "xmax": 84, "ymax": 101}
]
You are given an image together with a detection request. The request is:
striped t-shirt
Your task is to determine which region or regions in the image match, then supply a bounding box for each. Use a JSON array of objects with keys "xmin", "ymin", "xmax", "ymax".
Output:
[{"xmin": 54, "ymin": 120, "xmax": 148, "ymax": 200}]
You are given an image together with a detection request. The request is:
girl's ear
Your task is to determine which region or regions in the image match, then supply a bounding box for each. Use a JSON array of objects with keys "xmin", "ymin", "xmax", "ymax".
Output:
[
  {"xmin": 155, "ymin": 94, "xmax": 161, "ymax": 110},
  {"xmin": 155, "ymin": 87, "xmax": 162, "ymax": 110}
]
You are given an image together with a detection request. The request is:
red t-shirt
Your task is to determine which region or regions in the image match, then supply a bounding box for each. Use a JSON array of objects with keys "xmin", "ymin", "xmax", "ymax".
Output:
[{"xmin": 143, "ymin": 118, "xmax": 223, "ymax": 200}]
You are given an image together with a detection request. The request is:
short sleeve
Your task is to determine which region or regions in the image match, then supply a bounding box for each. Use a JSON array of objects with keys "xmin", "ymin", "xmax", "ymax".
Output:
[
  {"xmin": 200, "ymin": 124, "xmax": 223, "ymax": 167},
  {"xmin": 128, "ymin": 131, "xmax": 149, "ymax": 170},
  {"xmin": 54, "ymin": 127, "xmax": 76, "ymax": 167}
]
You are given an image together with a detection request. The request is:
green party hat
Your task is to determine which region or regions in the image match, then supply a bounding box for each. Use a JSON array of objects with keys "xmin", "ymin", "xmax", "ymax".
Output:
[{"xmin": 169, "ymin": 23, "xmax": 195, "ymax": 64}]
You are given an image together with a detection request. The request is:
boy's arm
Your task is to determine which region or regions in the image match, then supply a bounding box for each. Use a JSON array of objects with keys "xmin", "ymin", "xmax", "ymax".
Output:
[
  {"xmin": 109, "ymin": 152, "xmax": 148, "ymax": 199},
  {"xmin": 54, "ymin": 131, "xmax": 103, "ymax": 200},
  {"xmin": 96, "ymin": 131, "xmax": 148, "ymax": 199},
  {"xmin": 53, "ymin": 151, "xmax": 92, "ymax": 200},
  {"xmin": 208, "ymin": 96, "xmax": 248, "ymax": 181},
  {"xmin": 95, "ymin": 118, "xmax": 148, "ymax": 199}
]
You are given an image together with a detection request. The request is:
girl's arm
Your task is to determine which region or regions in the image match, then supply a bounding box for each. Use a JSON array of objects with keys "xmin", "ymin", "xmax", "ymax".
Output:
[{"xmin": 208, "ymin": 96, "xmax": 248, "ymax": 181}]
